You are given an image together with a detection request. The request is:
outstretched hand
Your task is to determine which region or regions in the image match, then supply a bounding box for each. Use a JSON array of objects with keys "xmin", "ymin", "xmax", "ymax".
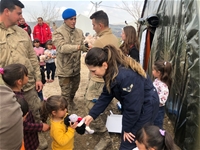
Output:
[
  {"xmin": 123, "ymin": 131, "xmax": 135, "ymax": 143},
  {"xmin": 83, "ymin": 115, "xmax": 93, "ymax": 126}
]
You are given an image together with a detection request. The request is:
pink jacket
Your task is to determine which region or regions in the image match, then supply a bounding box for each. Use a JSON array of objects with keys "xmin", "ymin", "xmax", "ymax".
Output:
[{"xmin": 34, "ymin": 47, "xmax": 45, "ymax": 66}]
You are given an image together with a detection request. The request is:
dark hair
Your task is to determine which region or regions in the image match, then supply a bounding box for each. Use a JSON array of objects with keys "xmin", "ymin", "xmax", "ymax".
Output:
[
  {"xmin": 45, "ymin": 40, "xmax": 53, "ymax": 49},
  {"xmin": 33, "ymin": 38, "xmax": 40, "ymax": 43},
  {"xmin": 0, "ymin": 0, "xmax": 24, "ymax": 13},
  {"xmin": 85, "ymin": 45, "xmax": 146, "ymax": 93},
  {"xmin": 120, "ymin": 26, "xmax": 140, "ymax": 55},
  {"xmin": 1, "ymin": 63, "xmax": 28, "ymax": 88},
  {"xmin": 135, "ymin": 125, "xmax": 176, "ymax": 150},
  {"xmin": 37, "ymin": 17, "xmax": 43, "ymax": 21},
  {"xmin": 90, "ymin": 10, "xmax": 109, "ymax": 27},
  {"xmin": 153, "ymin": 60, "xmax": 172, "ymax": 88},
  {"xmin": 37, "ymin": 56, "xmax": 40, "ymax": 62},
  {"xmin": 41, "ymin": 95, "xmax": 68, "ymax": 122},
  {"xmin": 16, "ymin": 98, "xmax": 29, "ymax": 117}
]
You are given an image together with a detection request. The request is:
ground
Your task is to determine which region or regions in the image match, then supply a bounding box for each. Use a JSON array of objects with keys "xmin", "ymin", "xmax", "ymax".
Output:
[{"xmin": 42, "ymin": 55, "xmax": 180, "ymax": 150}]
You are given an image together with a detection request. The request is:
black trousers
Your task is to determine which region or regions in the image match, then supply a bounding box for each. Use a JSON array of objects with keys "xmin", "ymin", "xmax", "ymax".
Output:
[{"xmin": 46, "ymin": 62, "xmax": 56, "ymax": 80}]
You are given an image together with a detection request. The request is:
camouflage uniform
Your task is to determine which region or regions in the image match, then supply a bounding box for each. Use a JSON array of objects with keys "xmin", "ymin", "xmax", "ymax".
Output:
[
  {"xmin": 52, "ymin": 23, "xmax": 85, "ymax": 110},
  {"xmin": 0, "ymin": 23, "xmax": 41, "ymax": 121},
  {"xmin": 85, "ymin": 28, "xmax": 119, "ymax": 102},
  {"xmin": 0, "ymin": 23, "xmax": 47, "ymax": 149},
  {"xmin": 84, "ymin": 28, "xmax": 119, "ymax": 150}
]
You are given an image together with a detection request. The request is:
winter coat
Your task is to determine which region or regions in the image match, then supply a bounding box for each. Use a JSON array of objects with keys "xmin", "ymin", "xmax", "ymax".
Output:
[
  {"xmin": 91, "ymin": 28, "xmax": 119, "ymax": 82},
  {"xmin": 93, "ymin": 28, "xmax": 119, "ymax": 48},
  {"xmin": 89, "ymin": 67, "xmax": 159, "ymax": 134},
  {"xmin": 0, "ymin": 23, "xmax": 41, "ymax": 91},
  {"xmin": 0, "ymin": 85, "xmax": 23, "ymax": 150},
  {"xmin": 33, "ymin": 23, "xmax": 52, "ymax": 44},
  {"xmin": 129, "ymin": 46, "xmax": 139, "ymax": 62},
  {"xmin": 52, "ymin": 23, "xmax": 85, "ymax": 77},
  {"xmin": 18, "ymin": 23, "xmax": 32, "ymax": 36}
]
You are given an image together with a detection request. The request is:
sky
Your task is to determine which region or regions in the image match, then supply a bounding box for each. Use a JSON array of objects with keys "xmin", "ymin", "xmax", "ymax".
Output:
[{"xmin": 20, "ymin": 0, "xmax": 144, "ymax": 24}]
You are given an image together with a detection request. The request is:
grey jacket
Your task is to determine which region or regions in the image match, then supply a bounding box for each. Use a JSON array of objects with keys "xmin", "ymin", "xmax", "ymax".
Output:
[
  {"xmin": 52, "ymin": 23, "xmax": 85, "ymax": 77},
  {"xmin": 0, "ymin": 85, "xmax": 23, "ymax": 150}
]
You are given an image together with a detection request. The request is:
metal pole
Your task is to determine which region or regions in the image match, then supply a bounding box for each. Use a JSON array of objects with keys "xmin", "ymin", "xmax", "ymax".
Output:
[{"xmin": 91, "ymin": 1, "xmax": 102, "ymax": 12}]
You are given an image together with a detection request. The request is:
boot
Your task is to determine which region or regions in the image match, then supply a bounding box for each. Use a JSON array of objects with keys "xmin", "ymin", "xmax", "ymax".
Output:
[
  {"xmin": 68, "ymin": 98, "xmax": 78, "ymax": 112},
  {"xmin": 38, "ymin": 132, "xmax": 48, "ymax": 150},
  {"xmin": 94, "ymin": 136, "xmax": 111, "ymax": 150},
  {"xmin": 90, "ymin": 115, "xmax": 107, "ymax": 133}
]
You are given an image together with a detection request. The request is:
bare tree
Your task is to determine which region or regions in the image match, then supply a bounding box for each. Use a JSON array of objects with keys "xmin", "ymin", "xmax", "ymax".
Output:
[
  {"xmin": 118, "ymin": 1, "xmax": 143, "ymax": 27},
  {"xmin": 28, "ymin": 1, "xmax": 61, "ymax": 23}
]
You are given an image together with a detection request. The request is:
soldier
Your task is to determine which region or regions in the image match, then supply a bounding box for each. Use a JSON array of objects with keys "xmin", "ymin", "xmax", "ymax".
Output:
[
  {"xmin": 84, "ymin": 10, "xmax": 119, "ymax": 150},
  {"xmin": 0, "ymin": 0, "xmax": 47, "ymax": 149},
  {"xmin": 52, "ymin": 8, "xmax": 87, "ymax": 111}
]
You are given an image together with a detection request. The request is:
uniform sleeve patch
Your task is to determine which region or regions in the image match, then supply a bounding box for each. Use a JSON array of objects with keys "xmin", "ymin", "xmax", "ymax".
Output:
[{"xmin": 122, "ymin": 84, "xmax": 133, "ymax": 92}]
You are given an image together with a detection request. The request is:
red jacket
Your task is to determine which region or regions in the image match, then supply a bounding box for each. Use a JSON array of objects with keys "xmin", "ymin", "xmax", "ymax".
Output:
[
  {"xmin": 18, "ymin": 23, "xmax": 32, "ymax": 36},
  {"xmin": 33, "ymin": 23, "xmax": 52, "ymax": 44}
]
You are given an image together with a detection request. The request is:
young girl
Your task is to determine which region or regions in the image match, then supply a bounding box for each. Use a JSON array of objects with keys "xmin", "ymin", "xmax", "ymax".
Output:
[
  {"xmin": 120, "ymin": 26, "xmax": 140, "ymax": 62},
  {"xmin": 44, "ymin": 40, "xmax": 56, "ymax": 83},
  {"xmin": 37, "ymin": 56, "xmax": 46, "ymax": 101},
  {"xmin": 152, "ymin": 60, "xmax": 172, "ymax": 129},
  {"xmin": 33, "ymin": 38, "xmax": 46, "ymax": 70},
  {"xmin": 134, "ymin": 125, "xmax": 176, "ymax": 150},
  {"xmin": 41, "ymin": 95, "xmax": 78, "ymax": 150},
  {"xmin": 0, "ymin": 63, "xmax": 50, "ymax": 150}
]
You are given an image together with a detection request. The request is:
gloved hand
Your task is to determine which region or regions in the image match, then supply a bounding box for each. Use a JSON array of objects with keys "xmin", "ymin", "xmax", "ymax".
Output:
[{"xmin": 79, "ymin": 44, "xmax": 88, "ymax": 52}]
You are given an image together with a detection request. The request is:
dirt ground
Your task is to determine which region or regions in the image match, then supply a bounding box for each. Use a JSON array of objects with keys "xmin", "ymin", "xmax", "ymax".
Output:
[{"xmin": 42, "ymin": 54, "xmax": 180, "ymax": 150}]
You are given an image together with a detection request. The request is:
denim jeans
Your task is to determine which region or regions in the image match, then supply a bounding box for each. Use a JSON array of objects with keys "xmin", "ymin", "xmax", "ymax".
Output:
[
  {"xmin": 154, "ymin": 106, "xmax": 165, "ymax": 129},
  {"xmin": 38, "ymin": 90, "xmax": 44, "ymax": 101}
]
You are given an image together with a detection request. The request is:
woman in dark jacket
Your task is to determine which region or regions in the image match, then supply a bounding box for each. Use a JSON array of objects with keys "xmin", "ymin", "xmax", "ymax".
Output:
[
  {"xmin": 120, "ymin": 26, "xmax": 140, "ymax": 62},
  {"xmin": 84, "ymin": 45, "xmax": 159, "ymax": 150}
]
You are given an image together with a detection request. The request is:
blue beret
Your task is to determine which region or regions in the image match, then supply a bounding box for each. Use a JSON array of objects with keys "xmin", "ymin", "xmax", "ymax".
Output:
[{"xmin": 62, "ymin": 8, "xmax": 76, "ymax": 20}]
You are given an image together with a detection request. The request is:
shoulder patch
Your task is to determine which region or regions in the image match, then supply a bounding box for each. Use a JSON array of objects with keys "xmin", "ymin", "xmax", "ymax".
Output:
[{"xmin": 122, "ymin": 84, "xmax": 133, "ymax": 92}]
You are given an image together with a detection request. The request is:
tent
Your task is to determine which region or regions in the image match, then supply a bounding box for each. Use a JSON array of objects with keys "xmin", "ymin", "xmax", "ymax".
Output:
[
  {"xmin": 76, "ymin": 14, "xmax": 95, "ymax": 36},
  {"xmin": 138, "ymin": 0, "xmax": 200, "ymax": 150}
]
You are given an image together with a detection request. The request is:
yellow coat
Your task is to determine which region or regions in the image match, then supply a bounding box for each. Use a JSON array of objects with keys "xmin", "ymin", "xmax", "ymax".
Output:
[{"xmin": 50, "ymin": 118, "xmax": 75, "ymax": 150}]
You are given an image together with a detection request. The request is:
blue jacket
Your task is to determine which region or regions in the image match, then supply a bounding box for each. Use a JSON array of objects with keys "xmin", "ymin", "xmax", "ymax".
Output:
[{"xmin": 89, "ymin": 67, "xmax": 159, "ymax": 134}]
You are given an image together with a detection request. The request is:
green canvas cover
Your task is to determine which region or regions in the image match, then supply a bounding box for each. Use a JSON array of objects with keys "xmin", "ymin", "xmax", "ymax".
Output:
[{"xmin": 139, "ymin": 0, "xmax": 200, "ymax": 150}]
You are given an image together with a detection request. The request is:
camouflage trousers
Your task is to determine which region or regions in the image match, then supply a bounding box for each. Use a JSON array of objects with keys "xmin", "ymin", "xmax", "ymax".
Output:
[
  {"xmin": 85, "ymin": 79, "xmax": 108, "ymax": 132},
  {"xmin": 85, "ymin": 79, "xmax": 104, "ymax": 101},
  {"xmin": 24, "ymin": 87, "xmax": 48, "ymax": 149},
  {"xmin": 58, "ymin": 74, "xmax": 80, "ymax": 102},
  {"xmin": 85, "ymin": 79, "xmax": 114, "ymax": 149},
  {"xmin": 23, "ymin": 87, "xmax": 41, "ymax": 123}
]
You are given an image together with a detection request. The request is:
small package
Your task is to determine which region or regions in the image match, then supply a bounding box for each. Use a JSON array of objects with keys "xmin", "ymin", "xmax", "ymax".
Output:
[{"xmin": 106, "ymin": 111, "xmax": 122, "ymax": 133}]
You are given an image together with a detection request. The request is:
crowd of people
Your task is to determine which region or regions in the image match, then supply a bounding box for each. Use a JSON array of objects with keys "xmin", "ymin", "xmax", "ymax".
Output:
[{"xmin": 0, "ymin": 0, "xmax": 175, "ymax": 150}]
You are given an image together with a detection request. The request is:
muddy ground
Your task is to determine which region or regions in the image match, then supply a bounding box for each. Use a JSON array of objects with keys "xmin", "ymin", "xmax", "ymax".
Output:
[{"xmin": 42, "ymin": 55, "xmax": 180, "ymax": 150}]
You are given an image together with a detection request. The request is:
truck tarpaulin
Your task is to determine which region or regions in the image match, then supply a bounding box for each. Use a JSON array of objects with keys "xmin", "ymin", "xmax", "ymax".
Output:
[{"xmin": 138, "ymin": 0, "xmax": 200, "ymax": 150}]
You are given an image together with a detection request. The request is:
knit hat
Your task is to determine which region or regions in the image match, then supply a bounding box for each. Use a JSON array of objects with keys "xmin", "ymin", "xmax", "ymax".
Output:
[{"xmin": 62, "ymin": 8, "xmax": 76, "ymax": 20}]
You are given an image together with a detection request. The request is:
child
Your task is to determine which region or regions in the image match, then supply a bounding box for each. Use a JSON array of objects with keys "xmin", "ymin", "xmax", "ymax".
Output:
[
  {"xmin": 0, "ymin": 63, "xmax": 50, "ymax": 150},
  {"xmin": 37, "ymin": 56, "xmax": 46, "ymax": 101},
  {"xmin": 33, "ymin": 38, "xmax": 46, "ymax": 70},
  {"xmin": 134, "ymin": 125, "xmax": 176, "ymax": 150},
  {"xmin": 41, "ymin": 95, "xmax": 78, "ymax": 150},
  {"xmin": 152, "ymin": 60, "xmax": 172, "ymax": 129},
  {"xmin": 44, "ymin": 40, "xmax": 56, "ymax": 83}
]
